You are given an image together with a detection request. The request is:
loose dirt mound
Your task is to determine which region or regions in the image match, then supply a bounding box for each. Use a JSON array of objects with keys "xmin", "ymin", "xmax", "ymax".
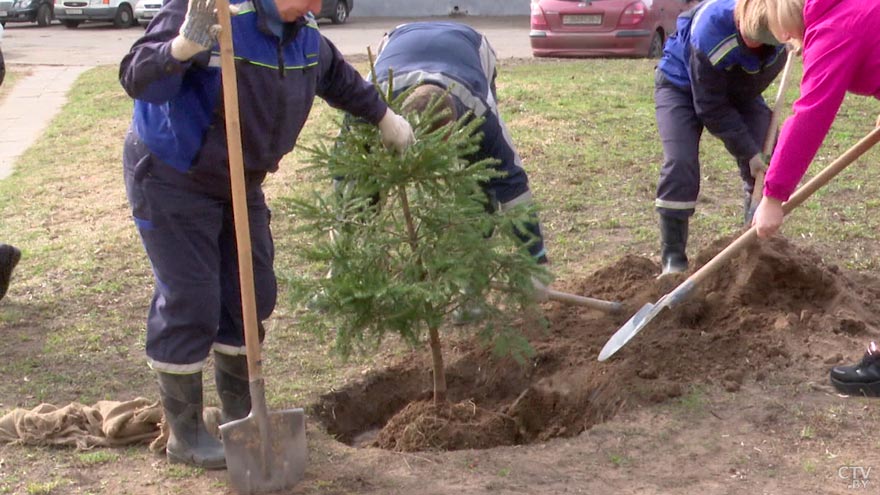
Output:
[{"xmin": 311, "ymin": 236, "xmax": 880, "ymax": 451}]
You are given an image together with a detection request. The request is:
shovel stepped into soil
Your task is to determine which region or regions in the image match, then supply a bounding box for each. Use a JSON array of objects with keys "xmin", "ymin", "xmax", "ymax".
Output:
[{"xmin": 600, "ymin": 125, "xmax": 880, "ymax": 362}]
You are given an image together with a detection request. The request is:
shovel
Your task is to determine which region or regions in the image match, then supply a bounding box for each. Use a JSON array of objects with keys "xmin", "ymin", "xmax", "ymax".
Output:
[
  {"xmin": 599, "ymin": 125, "xmax": 880, "ymax": 362},
  {"xmin": 490, "ymin": 281, "xmax": 622, "ymax": 314},
  {"xmin": 545, "ymin": 288, "xmax": 622, "ymax": 314},
  {"xmin": 214, "ymin": 1, "xmax": 307, "ymax": 493},
  {"xmin": 747, "ymin": 49, "xmax": 798, "ymax": 222}
]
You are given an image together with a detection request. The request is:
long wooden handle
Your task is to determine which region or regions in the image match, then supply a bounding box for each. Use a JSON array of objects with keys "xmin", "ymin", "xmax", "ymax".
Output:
[
  {"xmin": 751, "ymin": 49, "xmax": 798, "ymax": 208},
  {"xmin": 216, "ymin": 0, "xmax": 263, "ymax": 381},
  {"xmin": 545, "ymin": 289, "xmax": 622, "ymax": 314},
  {"xmin": 692, "ymin": 125, "xmax": 880, "ymax": 288}
]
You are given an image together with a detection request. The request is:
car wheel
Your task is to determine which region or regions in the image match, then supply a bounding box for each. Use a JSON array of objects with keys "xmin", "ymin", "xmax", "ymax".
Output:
[
  {"xmin": 647, "ymin": 31, "xmax": 663, "ymax": 58},
  {"xmin": 36, "ymin": 3, "xmax": 52, "ymax": 27},
  {"xmin": 62, "ymin": 19, "xmax": 81, "ymax": 28},
  {"xmin": 330, "ymin": 1, "xmax": 348, "ymax": 24},
  {"xmin": 113, "ymin": 4, "xmax": 133, "ymax": 28}
]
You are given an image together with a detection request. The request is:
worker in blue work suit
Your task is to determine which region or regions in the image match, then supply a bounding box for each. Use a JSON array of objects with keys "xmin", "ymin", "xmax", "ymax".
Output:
[
  {"xmin": 654, "ymin": 0, "xmax": 785, "ymax": 277},
  {"xmin": 371, "ymin": 22, "xmax": 548, "ymax": 279},
  {"xmin": 118, "ymin": 0, "xmax": 413, "ymax": 469}
]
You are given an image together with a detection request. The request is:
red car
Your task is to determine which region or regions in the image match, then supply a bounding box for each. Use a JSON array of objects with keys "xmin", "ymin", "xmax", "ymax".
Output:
[{"xmin": 530, "ymin": 0, "xmax": 698, "ymax": 58}]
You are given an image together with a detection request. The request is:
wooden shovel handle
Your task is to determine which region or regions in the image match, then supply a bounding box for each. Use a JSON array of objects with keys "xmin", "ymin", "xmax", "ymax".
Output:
[
  {"xmin": 692, "ymin": 125, "xmax": 880, "ymax": 288},
  {"xmin": 545, "ymin": 289, "xmax": 622, "ymax": 314},
  {"xmin": 751, "ymin": 49, "xmax": 798, "ymax": 209},
  {"xmin": 216, "ymin": 0, "xmax": 264, "ymax": 381}
]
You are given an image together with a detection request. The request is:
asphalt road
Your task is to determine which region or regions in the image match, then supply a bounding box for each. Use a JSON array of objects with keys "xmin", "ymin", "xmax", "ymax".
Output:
[{"xmin": 1, "ymin": 16, "xmax": 533, "ymax": 67}]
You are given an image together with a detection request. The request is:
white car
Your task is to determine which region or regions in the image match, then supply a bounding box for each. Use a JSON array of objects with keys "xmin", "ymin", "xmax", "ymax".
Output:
[
  {"xmin": 53, "ymin": 0, "xmax": 136, "ymax": 28},
  {"xmin": 133, "ymin": 0, "xmax": 158, "ymax": 27}
]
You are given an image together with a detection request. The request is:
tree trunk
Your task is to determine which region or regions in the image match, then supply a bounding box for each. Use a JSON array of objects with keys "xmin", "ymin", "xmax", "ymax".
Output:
[
  {"xmin": 428, "ymin": 324, "xmax": 447, "ymax": 404},
  {"xmin": 399, "ymin": 186, "xmax": 447, "ymax": 403}
]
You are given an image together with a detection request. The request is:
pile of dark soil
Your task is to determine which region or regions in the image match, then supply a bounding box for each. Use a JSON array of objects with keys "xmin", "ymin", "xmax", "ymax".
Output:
[{"xmin": 311, "ymin": 236, "xmax": 880, "ymax": 451}]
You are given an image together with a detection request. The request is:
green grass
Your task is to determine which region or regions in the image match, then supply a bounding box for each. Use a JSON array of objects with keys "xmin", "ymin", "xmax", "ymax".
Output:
[
  {"xmin": 24, "ymin": 479, "xmax": 65, "ymax": 495},
  {"xmin": 0, "ymin": 56, "xmax": 879, "ymax": 492},
  {"xmin": 74, "ymin": 450, "xmax": 119, "ymax": 466}
]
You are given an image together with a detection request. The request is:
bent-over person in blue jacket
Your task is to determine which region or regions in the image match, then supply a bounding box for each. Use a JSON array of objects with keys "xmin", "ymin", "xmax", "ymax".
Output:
[{"xmin": 372, "ymin": 22, "xmax": 548, "ymax": 265}]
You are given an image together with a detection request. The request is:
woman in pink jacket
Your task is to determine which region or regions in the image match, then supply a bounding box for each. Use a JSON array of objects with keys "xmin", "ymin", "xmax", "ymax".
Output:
[{"xmin": 753, "ymin": 0, "xmax": 880, "ymax": 396}]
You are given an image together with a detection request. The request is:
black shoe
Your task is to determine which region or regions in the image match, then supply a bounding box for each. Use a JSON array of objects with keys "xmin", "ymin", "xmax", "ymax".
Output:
[
  {"xmin": 0, "ymin": 244, "xmax": 21, "ymax": 301},
  {"xmin": 658, "ymin": 215, "xmax": 688, "ymax": 277},
  {"xmin": 214, "ymin": 352, "xmax": 251, "ymax": 423},
  {"xmin": 156, "ymin": 371, "xmax": 227, "ymax": 469},
  {"xmin": 830, "ymin": 342, "xmax": 880, "ymax": 397}
]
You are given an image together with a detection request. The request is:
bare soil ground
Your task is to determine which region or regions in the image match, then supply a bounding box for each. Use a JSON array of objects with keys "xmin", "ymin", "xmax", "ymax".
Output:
[
  {"xmin": 6, "ymin": 236, "xmax": 879, "ymax": 494},
  {"xmin": 293, "ymin": 236, "xmax": 880, "ymax": 494}
]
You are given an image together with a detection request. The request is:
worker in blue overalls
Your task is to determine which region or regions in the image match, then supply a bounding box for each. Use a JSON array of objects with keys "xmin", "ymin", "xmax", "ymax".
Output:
[
  {"xmin": 119, "ymin": 0, "xmax": 413, "ymax": 469},
  {"xmin": 372, "ymin": 22, "xmax": 548, "ymax": 277},
  {"xmin": 654, "ymin": 0, "xmax": 785, "ymax": 277}
]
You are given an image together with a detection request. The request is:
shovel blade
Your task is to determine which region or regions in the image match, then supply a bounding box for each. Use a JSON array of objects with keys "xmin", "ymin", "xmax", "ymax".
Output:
[
  {"xmin": 220, "ymin": 408, "xmax": 307, "ymax": 495},
  {"xmin": 598, "ymin": 303, "xmax": 658, "ymax": 362}
]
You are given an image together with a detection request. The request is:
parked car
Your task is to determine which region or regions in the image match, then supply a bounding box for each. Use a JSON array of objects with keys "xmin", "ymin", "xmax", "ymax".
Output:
[
  {"xmin": 133, "ymin": 0, "xmax": 158, "ymax": 26},
  {"xmin": 530, "ymin": 0, "xmax": 698, "ymax": 58},
  {"xmin": 0, "ymin": 0, "xmax": 54, "ymax": 27},
  {"xmin": 53, "ymin": 0, "xmax": 136, "ymax": 28},
  {"xmin": 315, "ymin": 0, "xmax": 351, "ymax": 24}
]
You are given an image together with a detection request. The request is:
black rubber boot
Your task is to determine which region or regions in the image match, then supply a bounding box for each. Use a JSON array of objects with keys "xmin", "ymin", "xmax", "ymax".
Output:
[
  {"xmin": 658, "ymin": 215, "xmax": 689, "ymax": 277},
  {"xmin": 0, "ymin": 244, "xmax": 21, "ymax": 302},
  {"xmin": 743, "ymin": 189, "xmax": 758, "ymax": 225},
  {"xmin": 214, "ymin": 352, "xmax": 251, "ymax": 423},
  {"xmin": 156, "ymin": 371, "xmax": 227, "ymax": 469},
  {"xmin": 830, "ymin": 342, "xmax": 880, "ymax": 397}
]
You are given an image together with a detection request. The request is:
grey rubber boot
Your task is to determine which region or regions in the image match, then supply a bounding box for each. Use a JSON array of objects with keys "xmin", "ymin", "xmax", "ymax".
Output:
[
  {"xmin": 156, "ymin": 371, "xmax": 226, "ymax": 469},
  {"xmin": 214, "ymin": 352, "xmax": 251, "ymax": 423},
  {"xmin": 659, "ymin": 215, "xmax": 689, "ymax": 276}
]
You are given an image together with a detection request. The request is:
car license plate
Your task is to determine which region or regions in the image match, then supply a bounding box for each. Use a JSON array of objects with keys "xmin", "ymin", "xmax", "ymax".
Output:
[
  {"xmin": 143, "ymin": 12, "xmax": 153, "ymax": 17},
  {"xmin": 563, "ymin": 14, "xmax": 602, "ymax": 25},
  {"xmin": 0, "ymin": 10, "xmax": 7, "ymax": 16},
  {"xmin": 66, "ymin": 8, "xmax": 83, "ymax": 14}
]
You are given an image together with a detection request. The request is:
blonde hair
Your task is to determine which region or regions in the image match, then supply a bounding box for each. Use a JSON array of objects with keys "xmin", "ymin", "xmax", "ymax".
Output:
[
  {"xmin": 768, "ymin": 0, "xmax": 806, "ymax": 43},
  {"xmin": 735, "ymin": 0, "xmax": 774, "ymax": 43}
]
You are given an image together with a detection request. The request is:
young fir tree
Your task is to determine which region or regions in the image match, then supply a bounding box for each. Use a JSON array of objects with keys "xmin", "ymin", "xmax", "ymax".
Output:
[{"xmin": 287, "ymin": 83, "xmax": 549, "ymax": 404}]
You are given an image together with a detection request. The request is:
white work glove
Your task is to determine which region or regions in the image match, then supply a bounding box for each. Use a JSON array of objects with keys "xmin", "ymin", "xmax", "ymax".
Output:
[
  {"xmin": 170, "ymin": 0, "xmax": 220, "ymax": 61},
  {"xmin": 377, "ymin": 109, "xmax": 415, "ymax": 153},
  {"xmin": 748, "ymin": 153, "xmax": 767, "ymax": 178}
]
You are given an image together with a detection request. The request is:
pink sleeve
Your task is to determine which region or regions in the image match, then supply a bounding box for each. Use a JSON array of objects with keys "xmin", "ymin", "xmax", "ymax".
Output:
[{"xmin": 763, "ymin": 27, "xmax": 858, "ymax": 201}]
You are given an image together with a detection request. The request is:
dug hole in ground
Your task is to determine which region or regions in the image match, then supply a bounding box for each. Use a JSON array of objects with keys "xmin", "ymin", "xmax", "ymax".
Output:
[{"xmin": 304, "ymin": 235, "xmax": 880, "ymax": 494}]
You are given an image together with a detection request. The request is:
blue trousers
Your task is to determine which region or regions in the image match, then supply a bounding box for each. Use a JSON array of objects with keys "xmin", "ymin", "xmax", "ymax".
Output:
[
  {"xmin": 123, "ymin": 130, "xmax": 276, "ymax": 372},
  {"xmin": 654, "ymin": 73, "xmax": 770, "ymax": 219}
]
